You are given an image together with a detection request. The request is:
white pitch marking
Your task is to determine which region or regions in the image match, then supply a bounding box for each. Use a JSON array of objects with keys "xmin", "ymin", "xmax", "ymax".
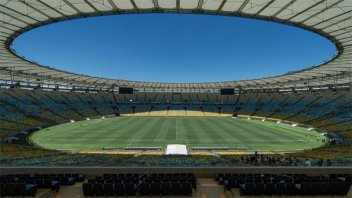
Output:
[
  {"xmin": 175, "ymin": 118, "xmax": 178, "ymax": 141},
  {"xmin": 43, "ymin": 138, "xmax": 306, "ymax": 142}
]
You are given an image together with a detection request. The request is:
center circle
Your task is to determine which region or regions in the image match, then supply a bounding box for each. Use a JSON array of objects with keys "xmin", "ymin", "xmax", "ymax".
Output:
[{"xmin": 13, "ymin": 14, "xmax": 335, "ymax": 83}]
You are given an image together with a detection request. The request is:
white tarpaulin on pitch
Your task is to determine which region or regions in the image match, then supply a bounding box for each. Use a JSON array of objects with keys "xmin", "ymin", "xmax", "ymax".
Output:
[{"xmin": 165, "ymin": 144, "xmax": 188, "ymax": 155}]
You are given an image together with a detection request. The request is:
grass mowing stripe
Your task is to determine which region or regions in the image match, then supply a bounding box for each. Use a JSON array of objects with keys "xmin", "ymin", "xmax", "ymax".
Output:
[
  {"xmin": 103, "ymin": 117, "xmax": 155, "ymax": 148},
  {"xmin": 191, "ymin": 118, "xmax": 218, "ymax": 145},
  {"xmin": 154, "ymin": 117, "xmax": 173, "ymax": 141},
  {"xmin": 197, "ymin": 117, "xmax": 231, "ymax": 145},
  {"xmin": 233, "ymin": 119, "xmax": 302, "ymax": 140},
  {"xmin": 235, "ymin": 120, "xmax": 299, "ymax": 150},
  {"xmin": 234, "ymin": 119, "xmax": 301, "ymax": 150},
  {"xmin": 242, "ymin": 121, "xmax": 316, "ymax": 150},
  {"xmin": 244, "ymin": 119, "xmax": 322, "ymax": 147},
  {"xmin": 140, "ymin": 117, "xmax": 165, "ymax": 140},
  {"xmin": 165, "ymin": 117, "xmax": 176, "ymax": 140},
  {"xmin": 30, "ymin": 116, "xmax": 326, "ymax": 151},
  {"xmin": 205, "ymin": 118, "xmax": 244, "ymax": 144},
  {"xmin": 179, "ymin": 118, "xmax": 191, "ymax": 143},
  {"xmin": 86, "ymin": 120, "xmax": 133, "ymax": 144},
  {"xmin": 219, "ymin": 118, "xmax": 263, "ymax": 149},
  {"xmin": 67, "ymin": 122, "xmax": 112, "ymax": 140},
  {"xmin": 183, "ymin": 117, "xmax": 203, "ymax": 144},
  {"xmin": 36, "ymin": 121, "xmax": 88, "ymax": 139},
  {"xmin": 123, "ymin": 117, "xmax": 160, "ymax": 147},
  {"xmin": 176, "ymin": 117, "xmax": 188, "ymax": 141},
  {"xmin": 114, "ymin": 117, "xmax": 152, "ymax": 139},
  {"xmin": 64, "ymin": 118, "xmax": 130, "ymax": 139},
  {"xmin": 221, "ymin": 118, "xmax": 253, "ymax": 135},
  {"xmin": 190, "ymin": 118, "xmax": 213, "ymax": 143},
  {"xmin": 248, "ymin": 121, "xmax": 309, "ymax": 142}
]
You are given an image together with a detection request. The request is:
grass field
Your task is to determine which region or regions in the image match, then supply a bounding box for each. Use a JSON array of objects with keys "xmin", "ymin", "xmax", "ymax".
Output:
[{"xmin": 29, "ymin": 116, "xmax": 327, "ymax": 151}]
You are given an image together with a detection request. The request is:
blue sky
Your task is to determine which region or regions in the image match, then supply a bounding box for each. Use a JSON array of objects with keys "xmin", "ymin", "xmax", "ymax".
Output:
[{"xmin": 13, "ymin": 14, "xmax": 336, "ymax": 83}]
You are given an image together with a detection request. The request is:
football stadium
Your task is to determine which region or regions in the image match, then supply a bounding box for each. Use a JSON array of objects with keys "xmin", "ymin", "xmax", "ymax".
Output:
[{"xmin": 0, "ymin": 0, "xmax": 351, "ymax": 197}]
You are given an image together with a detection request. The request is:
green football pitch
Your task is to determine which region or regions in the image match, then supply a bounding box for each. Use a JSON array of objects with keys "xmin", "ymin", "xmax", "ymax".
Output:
[{"xmin": 29, "ymin": 116, "xmax": 327, "ymax": 151}]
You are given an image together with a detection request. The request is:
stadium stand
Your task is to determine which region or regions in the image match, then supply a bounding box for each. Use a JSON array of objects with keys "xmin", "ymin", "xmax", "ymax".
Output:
[
  {"xmin": 0, "ymin": 87, "xmax": 351, "ymax": 167},
  {"xmin": 1, "ymin": 171, "xmax": 350, "ymax": 197},
  {"xmin": 0, "ymin": 173, "xmax": 85, "ymax": 197},
  {"xmin": 82, "ymin": 173, "xmax": 196, "ymax": 196},
  {"xmin": 216, "ymin": 173, "xmax": 351, "ymax": 196},
  {"xmin": 0, "ymin": 0, "xmax": 351, "ymax": 196}
]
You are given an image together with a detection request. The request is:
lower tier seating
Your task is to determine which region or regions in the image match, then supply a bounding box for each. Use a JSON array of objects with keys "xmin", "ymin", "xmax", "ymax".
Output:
[
  {"xmin": 0, "ymin": 173, "xmax": 85, "ymax": 197},
  {"xmin": 216, "ymin": 173, "xmax": 351, "ymax": 196},
  {"xmin": 83, "ymin": 173, "xmax": 196, "ymax": 197}
]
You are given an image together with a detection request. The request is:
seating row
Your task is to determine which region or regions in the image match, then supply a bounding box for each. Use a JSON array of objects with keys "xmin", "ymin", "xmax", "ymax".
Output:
[
  {"xmin": 83, "ymin": 181, "xmax": 193, "ymax": 197},
  {"xmin": 216, "ymin": 173, "xmax": 351, "ymax": 196},
  {"xmin": 239, "ymin": 182, "xmax": 350, "ymax": 196},
  {"xmin": 83, "ymin": 173, "xmax": 196, "ymax": 197},
  {"xmin": 0, "ymin": 183, "xmax": 37, "ymax": 197},
  {"xmin": 1, "ymin": 173, "xmax": 85, "ymax": 182},
  {"xmin": 1, "ymin": 173, "xmax": 86, "ymax": 197}
]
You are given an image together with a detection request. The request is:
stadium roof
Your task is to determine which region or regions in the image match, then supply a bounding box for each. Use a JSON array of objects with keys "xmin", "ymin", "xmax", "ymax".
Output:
[{"xmin": 0, "ymin": 0, "xmax": 351, "ymax": 90}]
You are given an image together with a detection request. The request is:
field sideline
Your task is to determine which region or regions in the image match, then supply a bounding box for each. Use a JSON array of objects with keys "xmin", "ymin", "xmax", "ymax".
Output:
[{"xmin": 29, "ymin": 116, "xmax": 327, "ymax": 151}]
